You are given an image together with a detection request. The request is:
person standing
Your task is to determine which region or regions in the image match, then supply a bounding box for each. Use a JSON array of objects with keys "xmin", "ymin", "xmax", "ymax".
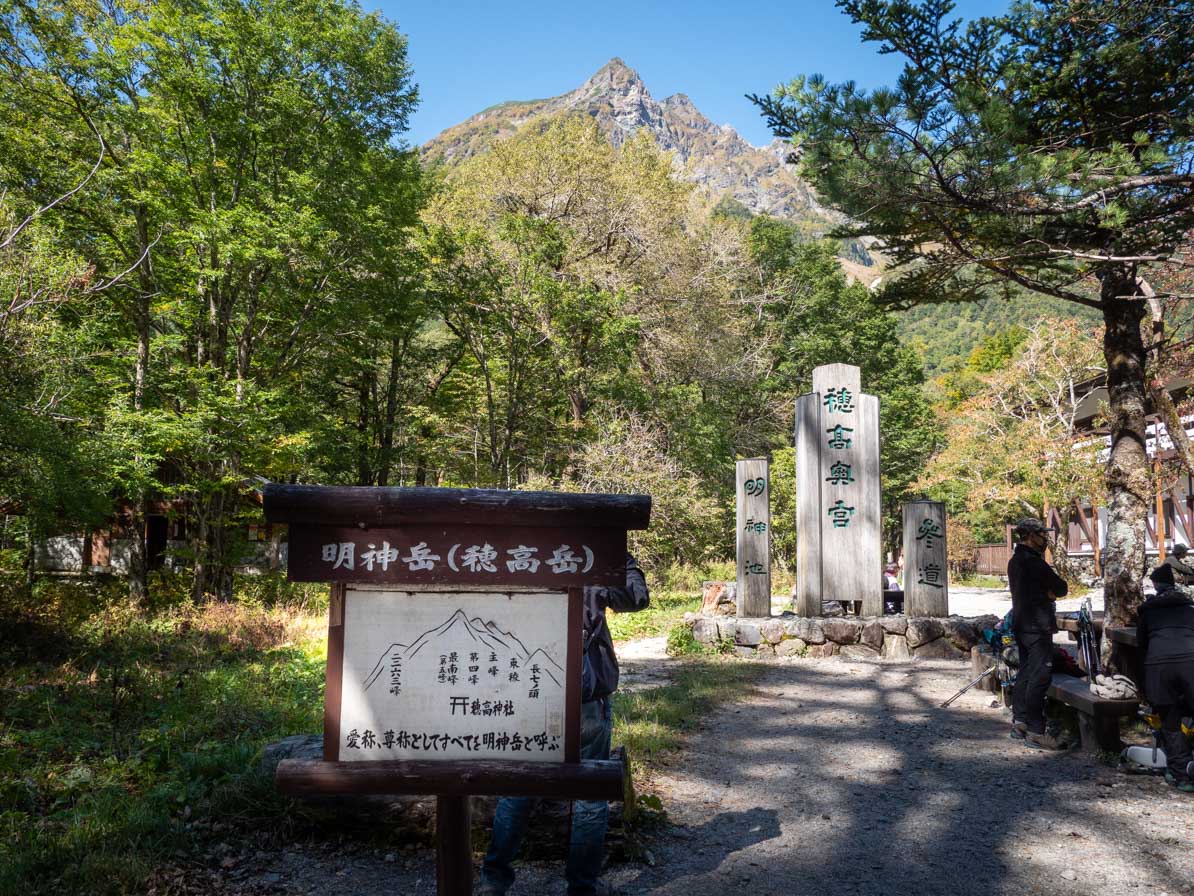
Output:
[
  {"xmin": 1162, "ymin": 543, "xmax": 1194, "ymax": 586},
  {"xmin": 1008, "ymin": 518, "xmax": 1068, "ymax": 749},
  {"xmin": 479, "ymin": 554, "xmax": 649, "ymax": 896},
  {"xmin": 1140, "ymin": 563, "xmax": 1194, "ymax": 793}
]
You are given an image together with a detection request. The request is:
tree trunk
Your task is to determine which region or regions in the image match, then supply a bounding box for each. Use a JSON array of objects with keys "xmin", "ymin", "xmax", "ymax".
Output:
[
  {"xmin": 191, "ymin": 512, "xmax": 209, "ymax": 603},
  {"xmin": 357, "ymin": 371, "xmax": 373, "ymax": 486},
  {"xmin": 1053, "ymin": 506, "xmax": 1072, "ymax": 582},
  {"xmin": 378, "ymin": 337, "xmax": 402, "ymax": 487},
  {"xmin": 1099, "ymin": 275, "xmax": 1149, "ymax": 671}
]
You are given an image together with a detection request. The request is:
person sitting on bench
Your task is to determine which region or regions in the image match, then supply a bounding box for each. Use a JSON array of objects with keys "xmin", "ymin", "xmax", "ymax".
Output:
[
  {"xmin": 1161, "ymin": 544, "xmax": 1194, "ymax": 586},
  {"xmin": 1140, "ymin": 563, "xmax": 1194, "ymax": 793}
]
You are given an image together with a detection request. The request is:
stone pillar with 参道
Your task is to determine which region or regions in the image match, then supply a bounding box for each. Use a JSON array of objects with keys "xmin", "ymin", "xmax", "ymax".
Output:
[
  {"xmin": 736, "ymin": 458, "xmax": 771, "ymax": 617},
  {"xmin": 795, "ymin": 363, "xmax": 883, "ymax": 616},
  {"xmin": 902, "ymin": 500, "xmax": 949, "ymax": 616}
]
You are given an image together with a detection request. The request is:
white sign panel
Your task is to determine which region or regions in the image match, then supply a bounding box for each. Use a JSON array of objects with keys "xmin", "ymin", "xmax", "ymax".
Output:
[{"xmin": 339, "ymin": 589, "xmax": 568, "ymax": 762}]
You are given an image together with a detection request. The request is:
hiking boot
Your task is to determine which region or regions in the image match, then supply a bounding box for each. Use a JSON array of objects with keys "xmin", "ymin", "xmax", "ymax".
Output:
[
  {"xmin": 1024, "ymin": 729, "xmax": 1068, "ymax": 751},
  {"xmin": 1164, "ymin": 770, "xmax": 1194, "ymax": 793},
  {"xmin": 1010, "ymin": 720, "xmax": 1027, "ymax": 740}
]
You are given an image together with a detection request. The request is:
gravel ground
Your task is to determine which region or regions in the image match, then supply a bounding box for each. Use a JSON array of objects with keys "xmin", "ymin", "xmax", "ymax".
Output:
[{"xmin": 162, "ymin": 648, "xmax": 1193, "ymax": 896}]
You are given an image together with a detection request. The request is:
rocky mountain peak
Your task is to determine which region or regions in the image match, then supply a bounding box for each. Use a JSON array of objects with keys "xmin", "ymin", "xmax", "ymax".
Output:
[
  {"xmin": 422, "ymin": 59, "xmax": 835, "ymax": 223},
  {"xmin": 583, "ymin": 57, "xmax": 643, "ymax": 90}
]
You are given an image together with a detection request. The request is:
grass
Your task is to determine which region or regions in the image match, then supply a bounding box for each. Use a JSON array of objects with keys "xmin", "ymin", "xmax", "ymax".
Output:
[
  {"xmin": 606, "ymin": 589, "xmax": 702, "ymax": 641},
  {"xmin": 0, "ymin": 574, "xmax": 328, "ymax": 896},
  {"xmin": 0, "ymin": 567, "xmax": 757, "ymax": 894},
  {"xmin": 612, "ymin": 657, "xmax": 760, "ymax": 782},
  {"xmin": 954, "ymin": 573, "xmax": 1007, "ymax": 589}
]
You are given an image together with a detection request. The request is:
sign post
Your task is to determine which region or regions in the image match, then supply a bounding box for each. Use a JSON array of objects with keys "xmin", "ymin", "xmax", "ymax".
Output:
[
  {"xmin": 264, "ymin": 485, "xmax": 650, "ymax": 895},
  {"xmin": 736, "ymin": 458, "xmax": 771, "ymax": 617},
  {"xmin": 795, "ymin": 363, "xmax": 883, "ymax": 616},
  {"xmin": 902, "ymin": 500, "xmax": 949, "ymax": 616}
]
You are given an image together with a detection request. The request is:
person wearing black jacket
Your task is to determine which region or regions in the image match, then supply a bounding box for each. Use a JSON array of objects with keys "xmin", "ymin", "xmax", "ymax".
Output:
[
  {"xmin": 1140, "ymin": 564, "xmax": 1194, "ymax": 793},
  {"xmin": 1162, "ymin": 544, "xmax": 1194, "ymax": 586},
  {"xmin": 480, "ymin": 554, "xmax": 650, "ymax": 896},
  {"xmin": 1008, "ymin": 518, "xmax": 1068, "ymax": 749}
]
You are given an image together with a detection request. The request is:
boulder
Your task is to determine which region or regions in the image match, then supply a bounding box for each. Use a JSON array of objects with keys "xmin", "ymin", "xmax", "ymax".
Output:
[
  {"xmin": 796, "ymin": 618, "xmax": 826, "ymax": 644},
  {"xmin": 754, "ymin": 643, "xmax": 776, "ymax": 658},
  {"xmin": 821, "ymin": 600, "xmax": 845, "ymax": 617},
  {"xmin": 970, "ymin": 614, "xmax": 1001, "ymax": 633},
  {"xmin": 691, "ymin": 618, "xmax": 720, "ymax": 645},
  {"xmin": 822, "ymin": 618, "xmax": 861, "ymax": 645},
  {"xmin": 717, "ymin": 620, "xmax": 738, "ymax": 642},
  {"xmin": 701, "ymin": 581, "xmax": 735, "ymax": 614},
  {"xmin": 906, "ymin": 617, "xmax": 945, "ymax": 647},
  {"xmin": 734, "ymin": 622, "xmax": 762, "ymax": 647},
  {"xmin": 807, "ymin": 642, "xmax": 840, "ymax": 658},
  {"xmin": 775, "ymin": 638, "xmax": 806, "ymax": 657},
  {"xmin": 840, "ymin": 644, "xmax": 880, "ymax": 660},
  {"xmin": 943, "ymin": 617, "xmax": 979, "ymax": 651},
  {"xmin": 861, "ymin": 620, "xmax": 885, "ymax": 650},
  {"xmin": 883, "ymin": 634, "xmax": 911, "ymax": 659},
  {"xmin": 761, "ymin": 619, "xmax": 787, "ymax": 645},
  {"xmin": 913, "ymin": 637, "xmax": 967, "ymax": 660},
  {"xmin": 879, "ymin": 616, "xmax": 908, "ymax": 635},
  {"xmin": 260, "ymin": 734, "xmax": 323, "ymax": 778},
  {"xmin": 733, "ymin": 646, "xmax": 757, "ymax": 659}
]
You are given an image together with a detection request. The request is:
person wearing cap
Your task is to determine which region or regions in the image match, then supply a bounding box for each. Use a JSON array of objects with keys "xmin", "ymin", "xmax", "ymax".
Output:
[
  {"xmin": 1162, "ymin": 544, "xmax": 1194, "ymax": 586},
  {"xmin": 1141, "ymin": 563, "xmax": 1194, "ymax": 792},
  {"xmin": 1008, "ymin": 518, "xmax": 1069, "ymax": 749}
]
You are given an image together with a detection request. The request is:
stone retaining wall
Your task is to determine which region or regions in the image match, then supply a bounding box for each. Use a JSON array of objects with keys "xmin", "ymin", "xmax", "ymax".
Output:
[{"xmin": 685, "ymin": 611, "xmax": 1000, "ymax": 660}]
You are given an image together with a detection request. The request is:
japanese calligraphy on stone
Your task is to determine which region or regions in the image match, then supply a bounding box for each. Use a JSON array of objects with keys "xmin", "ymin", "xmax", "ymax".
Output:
[
  {"xmin": 902, "ymin": 500, "xmax": 949, "ymax": 615},
  {"xmin": 340, "ymin": 590, "xmax": 567, "ymax": 763}
]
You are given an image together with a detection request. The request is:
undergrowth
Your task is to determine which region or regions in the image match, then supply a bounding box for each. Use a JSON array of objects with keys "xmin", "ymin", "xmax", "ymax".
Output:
[
  {"xmin": 0, "ymin": 565, "xmax": 755, "ymax": 894},
  {"xmin": 606, "ymin": 589, "xmax": 701, "ymax": 641},
  {"xmin": 0, "ymin": 573, "xmax": 327, "ymax": 896}
]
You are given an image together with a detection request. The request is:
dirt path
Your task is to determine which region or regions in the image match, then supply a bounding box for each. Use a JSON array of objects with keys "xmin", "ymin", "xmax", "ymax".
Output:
[
  {"xmin": 595, "ymin": 655, "xmax": 1194, "ymax": 896},
  {"xmin": 167, "ymin": 651, "xmax": 1194, "ymax": 896}
]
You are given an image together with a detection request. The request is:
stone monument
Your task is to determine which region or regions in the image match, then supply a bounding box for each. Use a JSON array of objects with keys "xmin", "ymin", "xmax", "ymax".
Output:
[
  {"xmin": 795, "ymin": 363, "xmax": 882, "ymax": 616},
  {"xmin": 736, "ymin": 457, "xmax": 771, "ymax": 617},
  {"xmin": 902, "ymin": 500, "xmax": 948, "ymax": 616}
]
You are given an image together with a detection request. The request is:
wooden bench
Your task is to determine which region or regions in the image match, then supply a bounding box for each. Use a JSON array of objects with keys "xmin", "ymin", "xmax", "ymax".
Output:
[{"xmin": 1047, "ymin": 675, "xmax": 1138, "ymax": 753}]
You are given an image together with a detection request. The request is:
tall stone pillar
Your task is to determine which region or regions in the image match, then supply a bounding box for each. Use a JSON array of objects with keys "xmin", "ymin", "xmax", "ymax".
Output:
[
  {"xmin": 736, "ymin": 458, "xmax": 771, "ymax": 617},
  {"xmin": 795, "ymin": 363, "xmax": 883, "ymax": 616},
  {"xmin": 902, "ymin": 500, "xmax": 949, "ymax": 616}
]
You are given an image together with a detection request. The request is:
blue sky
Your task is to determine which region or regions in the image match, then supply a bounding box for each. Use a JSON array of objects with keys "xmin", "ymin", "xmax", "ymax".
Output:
[{"xmin": 374, "ymin": 0, "xmax": 1010, "ymax": 148}]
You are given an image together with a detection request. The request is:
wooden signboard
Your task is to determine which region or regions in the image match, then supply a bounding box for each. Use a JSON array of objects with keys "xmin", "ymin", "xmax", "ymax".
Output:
[
  {"xmin": 263, "ymin": 485, "xmax": 650, "ymax": 896},
  {"xmin": 736, "ymin": 458, "xmax": 771, "ymax": 617},
  {"xmin": 330, "ymin": 587, "xmax": 577, "ymax": 764}
]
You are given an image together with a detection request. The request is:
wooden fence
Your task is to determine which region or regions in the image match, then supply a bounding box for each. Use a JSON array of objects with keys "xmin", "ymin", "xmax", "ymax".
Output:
[{"xmin": 975, "ymin": 543, "xmax": 1011, "ymax": 576}]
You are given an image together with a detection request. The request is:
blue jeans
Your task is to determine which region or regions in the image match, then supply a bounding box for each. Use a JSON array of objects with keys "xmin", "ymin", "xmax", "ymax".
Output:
[{"xmin": 481, "ymin": 697, "xmax": 613, "ymax": 895}]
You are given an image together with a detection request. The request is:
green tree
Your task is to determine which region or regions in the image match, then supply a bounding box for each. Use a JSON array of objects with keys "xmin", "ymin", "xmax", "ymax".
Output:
[
  {"xmin": 919, "ymin": 319, "xmax": 1106, "ymax": 572},
  {"xmin": 755, "ymin": 0, "xmax": 1194, "ymax": 640},
  {"xmin": 0, "ymin": 0, "xmax": 422, "ymax": 598},
  {"xmin": 746, "ymin": 218, "xmax": 939, "ymax": 530}
]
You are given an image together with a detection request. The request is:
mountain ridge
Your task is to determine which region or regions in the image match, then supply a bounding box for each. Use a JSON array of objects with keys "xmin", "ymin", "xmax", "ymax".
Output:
[{"xmin": 422, "ymin": 58, "xmax": 835, "ymax": 226}]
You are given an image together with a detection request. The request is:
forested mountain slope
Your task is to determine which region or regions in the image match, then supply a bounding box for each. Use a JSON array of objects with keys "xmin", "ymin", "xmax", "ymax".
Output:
[{"xmin": 897, "ymin": 294, "xmax": 1103, "ymax": 373}]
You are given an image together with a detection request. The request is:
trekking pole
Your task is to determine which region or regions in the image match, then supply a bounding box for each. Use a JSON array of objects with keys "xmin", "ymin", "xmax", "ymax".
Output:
[{"xmin": 941, "ymin": 666, "xmax": 997, "ymax": 708}]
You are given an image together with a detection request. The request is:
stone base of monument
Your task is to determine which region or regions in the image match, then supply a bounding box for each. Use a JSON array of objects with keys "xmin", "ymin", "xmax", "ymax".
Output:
[{"xmin": 685, "ymin": 612, "xmax": 1000, "ymax": 660}]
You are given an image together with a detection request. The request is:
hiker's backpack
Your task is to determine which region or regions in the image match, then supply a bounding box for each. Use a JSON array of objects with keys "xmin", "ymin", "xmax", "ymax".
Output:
[{"xmin": 580, "ymin": 592, "xmax": 620, "ymax": 702}]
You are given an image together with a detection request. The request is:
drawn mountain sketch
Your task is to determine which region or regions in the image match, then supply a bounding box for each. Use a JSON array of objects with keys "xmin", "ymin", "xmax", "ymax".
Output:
[{"xmin": 362, "ymin": 608, "xmax": 564, "ymax": 692}]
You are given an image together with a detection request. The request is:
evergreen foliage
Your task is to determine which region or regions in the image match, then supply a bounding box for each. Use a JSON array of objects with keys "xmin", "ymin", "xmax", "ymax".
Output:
[{"xmin": 754, "ymin": 0, "xmax": 1194, "ymax": 633}]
